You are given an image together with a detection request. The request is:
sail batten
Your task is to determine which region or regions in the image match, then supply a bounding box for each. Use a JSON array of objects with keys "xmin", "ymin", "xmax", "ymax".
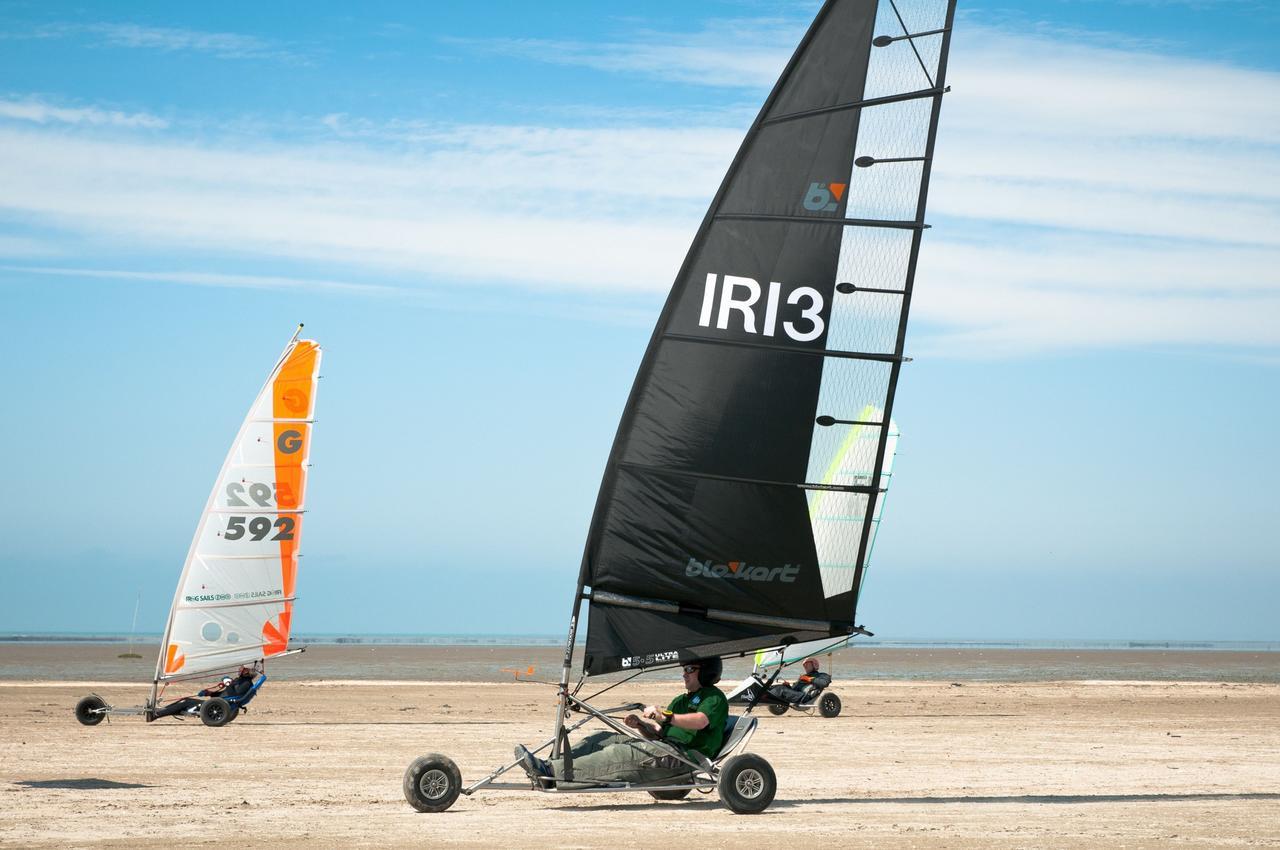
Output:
[
  {"xmin": 175, "ymin": 595, "xmax": 299, "ymax": 612},
  {"xmin": 715, "ymin": 213, "xmax": 926, "ymax": 229},
  {"xmin": 763, "ymin": 86, "xmax": 944, "ymax": 126},
  {"xmin": 618, "ymin": 460, "xmax": 887, "ymax": 494},
  {"xmin": 661, "ymin": 333, "xmax": 906, "ymax": 362}
]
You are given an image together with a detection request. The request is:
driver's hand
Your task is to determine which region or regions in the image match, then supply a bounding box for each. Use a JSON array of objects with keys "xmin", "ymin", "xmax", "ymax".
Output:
[{"xmin": 642, "ymin": 705, "xmax": 661, "ymax": 719}]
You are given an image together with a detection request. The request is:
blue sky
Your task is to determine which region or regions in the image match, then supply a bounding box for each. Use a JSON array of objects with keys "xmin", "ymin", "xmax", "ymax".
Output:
[{"xmin": 1, "ymin": 0, "xmax": 1276, "ymax": 642}]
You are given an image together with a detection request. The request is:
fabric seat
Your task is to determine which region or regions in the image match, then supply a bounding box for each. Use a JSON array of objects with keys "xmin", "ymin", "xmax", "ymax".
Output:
[
  {"xmin": 713, "ymin": 715, "xmax": 756, "ymax": 761},
  {"xmin": 225, "ymin": 674, "xmax": 266, "ymax": 708}
]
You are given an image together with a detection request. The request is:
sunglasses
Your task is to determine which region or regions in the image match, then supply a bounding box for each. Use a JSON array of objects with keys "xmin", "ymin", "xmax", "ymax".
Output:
[{"xmin": 682, "ymin": 665, "xmax": 701, "ymax": 674}]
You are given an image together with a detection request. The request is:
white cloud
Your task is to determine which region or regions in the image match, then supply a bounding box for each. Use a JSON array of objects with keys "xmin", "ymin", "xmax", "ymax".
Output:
[
  {"xmin": 1, "ymin": 265, "xmax": 393, "ymax": 296},
  {"xmin": 0, "ymin": 234, "xmax": 61, "ymax": 258},
  {"xmin": 454, "ymin": 17, "xmax": 799, "ymax": 88},
  {"xmin": 0, "ymin": 125, "xmax": 708, "ymax": 293},
  {"xmin": 88, "ymin": 23, "xmax": 281, "ymax": 58},
  {"xmin": 0, "ymin": 97, "xmax": 167, "ymax": 129},
  {"xmin": 1, "ymin": 17, "xmax": 1277, "ymax": 357},
  {"xmin": 912, "ymin": 238, "xmax": 1280, "ymax": 356}
]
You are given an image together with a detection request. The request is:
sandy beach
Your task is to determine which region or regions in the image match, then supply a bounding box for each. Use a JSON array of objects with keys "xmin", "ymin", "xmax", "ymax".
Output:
[{"xmin": 3, "ymin": 674, "xmax": 1279, "ymax": 848}]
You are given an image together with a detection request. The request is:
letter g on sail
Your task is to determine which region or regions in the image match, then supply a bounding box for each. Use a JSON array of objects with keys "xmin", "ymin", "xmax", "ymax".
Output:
[{"xmin": 277, "ymin": 429, "xmax": 303, "ymax": 454}]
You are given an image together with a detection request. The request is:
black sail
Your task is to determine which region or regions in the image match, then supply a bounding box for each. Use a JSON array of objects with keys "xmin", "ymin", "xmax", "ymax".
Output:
[{"xmin": 579, "ymin": 0, "xmax": 956, "ymax": 675}]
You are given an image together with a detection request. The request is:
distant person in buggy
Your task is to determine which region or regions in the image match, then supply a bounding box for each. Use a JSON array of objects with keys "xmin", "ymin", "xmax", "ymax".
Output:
[
  {"xmin": 146, "ymin": 665, "xmax": 257, "ymax": 721},
  {"xmin": 768, "ymin": 657, "xmax": 831, "ymax": 705},
  {"xmin": 515, "ymin": 657, "xmax": 728, "ymax": 786}
]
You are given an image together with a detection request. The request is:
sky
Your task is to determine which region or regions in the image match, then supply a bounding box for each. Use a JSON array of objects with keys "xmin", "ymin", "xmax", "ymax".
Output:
[{"xmin": 1, "ymin": 0, "xmax": 1276, "ymax": 643}]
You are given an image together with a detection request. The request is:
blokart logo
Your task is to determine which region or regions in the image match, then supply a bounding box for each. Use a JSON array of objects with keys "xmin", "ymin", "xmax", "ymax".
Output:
[
  {"xmin": 685, "ymin": 558, "xmax": 800, "ymax": 583},
  {"xmin": 802, "ymin": 181, "xmax": 846, "ymax": 212}
]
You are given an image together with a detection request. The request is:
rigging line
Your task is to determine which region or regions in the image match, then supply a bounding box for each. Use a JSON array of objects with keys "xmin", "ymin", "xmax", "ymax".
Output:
[
  {"xmin": 579, "ymin": 669, "xmax": 649, "ymax": 704},
  {"xmin": 889, "ymin": 0, "xmax": 936, "ymax": 89}
]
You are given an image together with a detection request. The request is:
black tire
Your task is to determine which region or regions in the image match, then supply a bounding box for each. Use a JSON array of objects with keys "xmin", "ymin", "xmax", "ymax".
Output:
[
  {"xmin": 647, "ymin": 788, "xmax": 691, "ymax": 801},
  {"xmin": 403, "ymin": 753, "xmax": 462, "ymax": 813},
  {"xmin": 75, "ymin": 695, "xmax": 107, "ymax": 726},
  {"xmin": 718, "ymin": 752, "xmax": 777, "ymax": 814},
  {"xmin": 200, "ymin": 697, "xmax": 233, "ymax": 727},
  {"xmin": 819, "ymin": 692, "xmax": 841, "ymax": 718},
  {"xmin": 766, "ymin": 703, "xmax": 788, "ymax": 716}
]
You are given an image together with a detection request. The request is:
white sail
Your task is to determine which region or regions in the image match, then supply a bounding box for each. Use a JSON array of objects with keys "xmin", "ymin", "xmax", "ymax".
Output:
[
  {"xmin": 752, "ymin": 419, "xmax": 899, "ymax": 667},
  {"xmin": 154, "ymin": 330, "xmax": 321, "ymax": 683},
  {"xmin": 806, "ymin": 412, "xmax": 900, "ymax": 599}
]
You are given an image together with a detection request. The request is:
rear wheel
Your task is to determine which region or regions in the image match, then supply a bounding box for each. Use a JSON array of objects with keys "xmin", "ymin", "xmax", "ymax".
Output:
[
  {"xmin": 200, "ymin": 697, "xmax": 233, "ymax": 727},
  {"xmin": 404, "ymin": 753, "xmax": 462, "ymax": 813},
  {"xmin": 647, "ymin": 788, "xmax": 691, "ymax": 801},
  {"xmin": 819, "ymin": 692, "xmax": 841, "ymax": 718},
  {"xmin": 767, "ymin": 703, "xmax": 788, "ymax": 716},
  {"xmin": 718, "ymin": 752, "xmax": 776, "ymax": 814},
  {"xmin": 75, "ymin": 695, "xmax": 107, "ymax": 726}
]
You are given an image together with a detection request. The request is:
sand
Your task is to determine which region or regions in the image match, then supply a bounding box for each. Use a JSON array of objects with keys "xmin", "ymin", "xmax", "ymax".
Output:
[{"xmin": 2, "ymin": 678, "xmax": 1278, "ymax": 848}]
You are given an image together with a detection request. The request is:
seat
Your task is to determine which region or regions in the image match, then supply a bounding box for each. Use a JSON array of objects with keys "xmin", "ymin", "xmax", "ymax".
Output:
[
  {"xmin": 712, "ymin": 714, "xmax": 757, "ymax": 762},
  {"xmin": 225, "ymin": 674, "xmax": 266, "ymax": 708}
]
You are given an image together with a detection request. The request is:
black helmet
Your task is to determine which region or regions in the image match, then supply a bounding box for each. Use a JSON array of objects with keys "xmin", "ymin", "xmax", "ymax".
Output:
[{"xmin": 692, "ymin": 656, "xmax": 722, "ymax": 687}]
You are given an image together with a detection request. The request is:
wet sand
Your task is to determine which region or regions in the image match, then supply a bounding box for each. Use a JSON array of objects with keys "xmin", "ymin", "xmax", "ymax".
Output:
[
  {"xmin": 6, "ymin": 641, "xmax": 1279, "ymax": 683},
  {"xmin": 3, "ymin": 678, "xmax": 1278, "ymax": 848}
]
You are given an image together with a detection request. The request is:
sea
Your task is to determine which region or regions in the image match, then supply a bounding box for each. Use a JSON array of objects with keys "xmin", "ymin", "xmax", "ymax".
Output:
[{"xmin": 2, "ymin": 633, "xmax": 1278, "ymax": 684}]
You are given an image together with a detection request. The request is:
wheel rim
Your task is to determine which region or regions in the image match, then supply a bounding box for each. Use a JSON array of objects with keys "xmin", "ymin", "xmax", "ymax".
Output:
[
  {"xmin": 823, "ymin": 696, "xmax": 836, "ymax": 711},
  {"xmin": 734, "ymin": 768, "xmax": 764, "ymax": 799},
  {"xmin": 419, "ymin": 768, "xmax": 450, "ymax": 800},
  {"xmin": 209, "ymin": 705, "xmax": 224, "ymax": 721}
]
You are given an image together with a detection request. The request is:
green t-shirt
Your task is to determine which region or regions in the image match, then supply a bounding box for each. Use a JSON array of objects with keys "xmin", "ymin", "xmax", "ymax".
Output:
[{"xmin": 664, "ymin": 686, "xmax": 728, "ymax": 758}]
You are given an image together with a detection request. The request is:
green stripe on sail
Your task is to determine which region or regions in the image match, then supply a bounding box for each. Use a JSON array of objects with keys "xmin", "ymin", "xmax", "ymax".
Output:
[{"xmin": 809, "ymin": 403, "xmax": 878, "ymax": 520}]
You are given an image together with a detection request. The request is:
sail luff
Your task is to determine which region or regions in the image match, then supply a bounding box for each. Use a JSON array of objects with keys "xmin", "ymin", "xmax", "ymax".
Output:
[
  {"xmin": 846, "ymin": 0, "xmax": 956, "ymax": 613},
  {"xmin": 151, "ymin": 332, "xmax": 316, "ymax": 694}
]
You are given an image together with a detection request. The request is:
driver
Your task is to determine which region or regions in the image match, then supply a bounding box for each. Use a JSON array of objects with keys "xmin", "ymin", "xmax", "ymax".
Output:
[
  {"xmin": 515, "ymin": 657, "xmax": 728, "ymax": 786},
  {"xmin": 768, "ymin": 657, "xmax": 832, "ymax": 704},
  {"xmin": 146, "ymin": 666, "xmax": 257, "ymax": 721}
]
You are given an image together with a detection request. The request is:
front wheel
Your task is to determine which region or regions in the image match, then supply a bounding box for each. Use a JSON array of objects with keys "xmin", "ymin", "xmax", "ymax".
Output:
[
  {"xmin": 75, "ymin": 695, "xmax": 107, "ymax": 726},
  {"xmin": 819, "ymin": 692, "xmax": 841, "ymax": 718},
  {"xmin": 766, "ymin": 703, "xmax": 788, "ymax": 716},
  {"xmin": 404, "ymin": 753, "xmax": 462, "ymax": 813},
  {"xmin": 718, "ymin": 752, "xmax": 776, "ymax": 814},
  {"xmin": 200, "ymin": 697, "xmax": 233, "ymax": 727},
  {"xmin": 647, "ymin": 788, "xmax": 691, "ymax": 801}
]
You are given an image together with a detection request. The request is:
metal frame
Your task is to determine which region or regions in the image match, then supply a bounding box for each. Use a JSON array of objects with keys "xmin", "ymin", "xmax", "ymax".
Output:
[
  {"xmin": 461, "ymin": 694, "xmax": 759, "ymax": 798},
  {"xmin": 848, "ymin": 0, "xmax": 958, "ymax": 612},
  {"xmin": 86, "ymin": 654, "xmax": 290, "ymax": 721}
]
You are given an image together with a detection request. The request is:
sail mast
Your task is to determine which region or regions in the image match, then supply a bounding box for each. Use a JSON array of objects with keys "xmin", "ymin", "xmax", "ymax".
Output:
[{"xmin": 847, "ymin": 0, "xmax": 956, "ymax": 609}]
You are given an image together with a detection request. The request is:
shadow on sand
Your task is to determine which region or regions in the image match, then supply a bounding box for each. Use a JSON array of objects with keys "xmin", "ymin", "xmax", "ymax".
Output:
[
  {"xmin": 553, "ymin": 790, "xmax": 1280, "ymax": 812},
  {"xmin": 16, "ymin": 778, "xmax": 152, "ymax": 790}
]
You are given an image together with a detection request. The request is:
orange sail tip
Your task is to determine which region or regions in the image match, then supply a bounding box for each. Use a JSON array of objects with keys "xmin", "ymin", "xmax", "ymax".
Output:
[
  {"xmin": 261, "ymin": 610, "xmax": 292, "ymax": 656},
  {"xmin": 164, "ymin": 644, "xmax": 186, "ymax": 674}
]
